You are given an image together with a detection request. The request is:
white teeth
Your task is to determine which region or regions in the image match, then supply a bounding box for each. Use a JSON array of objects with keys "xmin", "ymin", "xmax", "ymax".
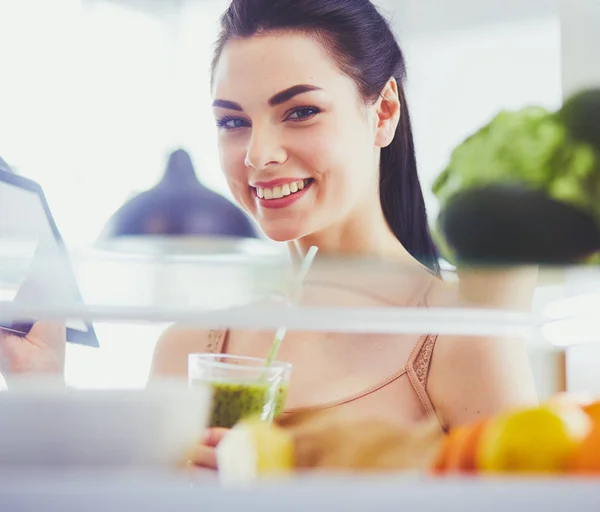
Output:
[{"xmin": 255, "ymin": 180, "xmax": 309, "ymax": 201}]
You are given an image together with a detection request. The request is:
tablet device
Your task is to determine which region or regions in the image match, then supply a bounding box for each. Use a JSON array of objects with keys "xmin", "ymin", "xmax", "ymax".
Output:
[{"xmin": 0, "ymin": 165, "xmax": 99, "ymax": 348}]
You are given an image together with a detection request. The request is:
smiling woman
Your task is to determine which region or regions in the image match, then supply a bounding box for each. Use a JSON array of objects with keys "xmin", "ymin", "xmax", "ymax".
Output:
[
  {"xmin": 209, "ymin": 29, "xmax": 420, "ymax": 253},
  {"xmin": 0, "ymin": 0, "xmax": 539, "ymax": 472},
  {"xmin": 146, "ymin": 0, "xmax": 539, "ymax": 470}
]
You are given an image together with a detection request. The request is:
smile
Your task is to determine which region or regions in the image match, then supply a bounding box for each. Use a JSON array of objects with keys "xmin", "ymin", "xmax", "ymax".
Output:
[
  {"xmin": 251, "ymin": 179, "xmax": 314, "ymax": 209},
  {"xmin": 255, "ymin": 179, "xmax": 311, "ymax": 200}
]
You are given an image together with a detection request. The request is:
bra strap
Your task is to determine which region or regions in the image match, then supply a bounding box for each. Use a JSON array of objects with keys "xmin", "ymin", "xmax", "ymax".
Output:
[
  {"xmin": 206, "ymin": 329, "xmax": 229, "ymax": 353},
  {"xmin": 406, "ymin": 334, "xmax": 439, "ymax": 419}
]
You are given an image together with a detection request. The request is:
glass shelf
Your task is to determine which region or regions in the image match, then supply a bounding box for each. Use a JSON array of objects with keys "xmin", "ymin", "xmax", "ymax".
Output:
[
  {"xmin": 0, "ymin": 303, "xmax": 536, "ymax": 337},
  {"xmin": 0, "ymin": 237, "xmax": 599, "ymax": 342},
  {"xmin": 0, "ymin": 471, "xmax": 598, "ymax": 511}
]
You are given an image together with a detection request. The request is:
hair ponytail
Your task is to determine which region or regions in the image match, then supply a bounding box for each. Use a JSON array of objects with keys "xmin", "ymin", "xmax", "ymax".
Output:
[{"xmin": 380, "ymin": 88, "xmax": 440, "ymax": 275}]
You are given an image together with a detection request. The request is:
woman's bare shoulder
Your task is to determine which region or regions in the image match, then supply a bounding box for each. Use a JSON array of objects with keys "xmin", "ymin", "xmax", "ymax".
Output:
[
  {"xmin": 426, "ymin": 331, "xmax": 537, "ymax": 430},
  {"xmin": 149, "ymin": 323, "xmax": 216, "ymax": 379},
  {"xmin": 149, "ymin": 323, "xmax": 266, "ymax": 380},
  {"xmin": 424, "ymin": 267, "xmax": 540, "ymax": 429}
]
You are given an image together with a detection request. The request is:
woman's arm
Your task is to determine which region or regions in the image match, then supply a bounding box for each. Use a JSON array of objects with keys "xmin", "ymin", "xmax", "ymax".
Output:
[
  {"xmin": 427, "ymin": 266, "xmax": 540, "ymax": 429},
  {"xmin": 150, "ymin": 324, "xmax": 226, "ymax": 470},
  {"xmin": 427, "ymin": 333, "xmax": 538, "ymax": 429},
  {"xmin": 149, "ymin": 323, "xmax": 211, "ymax": 379}
]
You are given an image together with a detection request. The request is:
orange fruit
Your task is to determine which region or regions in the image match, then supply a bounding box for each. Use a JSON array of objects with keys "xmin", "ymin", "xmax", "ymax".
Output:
[
  {"xmin": 431, "ymin": 433, "xmax": 452, "ymax": 474},
  {"xmin": 478, "ymin": 405, "xmax": 590, "ymax": 474},
  {"xmin": 569, "ymin": 423, "xmax": 600, "ymax": 475},
  {"xmin": 444, "ymin": 426, "xmax": 471, "ymax": 472},
  {"xmin": 583, "ymin": 400, "xmax": 600, "ymax": 422},
  {"xmin": 456, "ymin": 419, "xmax": 489, "ymax": 472},
  {"xmin": 432, "ymin": 427, "xmax": 462, "ymax": 474},
  {"xmin": 445, "ymin": 420, "xmax": 490, "ymax": 473},
  {"xmin": 433, "ymin": 419, "xmax": 489, "ymax": 474},
  {"xmin": 570, "ymin": 400, "xmax": 600, "ymax": 474},
  {"xmin": 570, "ymin": 422, "xmax": 600, "ymax": 474}
]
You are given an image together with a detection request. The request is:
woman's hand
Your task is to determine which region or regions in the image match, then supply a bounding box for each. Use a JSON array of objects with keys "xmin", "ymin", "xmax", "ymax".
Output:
[
  {"xmin": 0, "ymin": 321, "xmax": 66, "ymax": 386},
  {"xmin": 188, "ymin": 427, "xmax": 229, "ymax": 470}
]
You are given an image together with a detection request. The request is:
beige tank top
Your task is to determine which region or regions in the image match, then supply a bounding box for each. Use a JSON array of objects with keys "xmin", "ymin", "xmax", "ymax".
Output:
[{"xmin": 203, "ymin": 329, "xmax": 444, "ymax": 431}]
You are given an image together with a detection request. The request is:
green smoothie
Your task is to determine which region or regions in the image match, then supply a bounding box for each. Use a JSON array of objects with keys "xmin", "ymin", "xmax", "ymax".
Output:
[{"xmin": 208, "ymin": 380, "xmax": 288, "ymax": 429}]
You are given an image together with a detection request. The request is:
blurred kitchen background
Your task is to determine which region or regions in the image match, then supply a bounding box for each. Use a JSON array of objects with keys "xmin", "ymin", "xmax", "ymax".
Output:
[
  {"xmin": 0, "ymin": 0, "xmax": 568, "ymax": 244},
  {"xmin": 0, "ymin": 0, "xmax": 599, "ymax": 392}
]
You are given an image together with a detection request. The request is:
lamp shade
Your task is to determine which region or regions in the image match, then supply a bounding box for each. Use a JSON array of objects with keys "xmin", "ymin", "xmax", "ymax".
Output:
[{"xmin": 99, "ymin": 149, "xmax": 258, "ymax": 240}]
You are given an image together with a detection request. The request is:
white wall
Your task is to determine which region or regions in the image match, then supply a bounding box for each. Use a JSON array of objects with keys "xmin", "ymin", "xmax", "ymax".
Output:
[
  {"xmin": 0, "ymin": 0, "xmax": 229, "ymax": 248},
  {"xmin": 560, "ymin": 0, "xmax": 600, "ymax": 97},
  {"xmin": 402, "ymin": 16, "xmax": 562, "ymax": 219}
]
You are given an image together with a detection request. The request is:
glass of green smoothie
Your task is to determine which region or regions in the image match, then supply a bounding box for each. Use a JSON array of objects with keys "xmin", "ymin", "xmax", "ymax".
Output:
[{"xmin": 188, "ymin": 354, "xmax": 292, "ymax": 429}]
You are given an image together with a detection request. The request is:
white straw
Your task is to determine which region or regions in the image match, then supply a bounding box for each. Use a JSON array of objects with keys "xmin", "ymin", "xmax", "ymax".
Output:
[{"xmin": 265, "ymin": 246, "xmax": 318, "ymax": 366}]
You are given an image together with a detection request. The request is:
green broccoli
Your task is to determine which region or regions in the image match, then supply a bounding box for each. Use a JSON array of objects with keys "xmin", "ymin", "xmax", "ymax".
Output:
[
  {"xmin": 559, "ymin": 88, "xmax": 600, "ymax": 153},
  {"xmin": 432, "ymin": 104, "xmax": 600, "ymax": 224}
]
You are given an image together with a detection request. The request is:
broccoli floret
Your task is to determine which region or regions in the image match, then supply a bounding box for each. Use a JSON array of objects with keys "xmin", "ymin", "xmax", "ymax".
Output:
[
  {"xmin": 432, "ymin": 105, "xmax": 600, "ymax": 219},
  {"xmin": 559, "ymin": 88, "xmax": 600, "ymax": 153}
]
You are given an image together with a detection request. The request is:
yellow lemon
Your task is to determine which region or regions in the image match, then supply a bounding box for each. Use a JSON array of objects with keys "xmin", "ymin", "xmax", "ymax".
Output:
[
  {"xmin": 478, "ymin": 405, "xmax": 590, "ymax": 474},
  {"xmin": 216, "ymin": 418, "xmax": 294, "ymax": 487}
]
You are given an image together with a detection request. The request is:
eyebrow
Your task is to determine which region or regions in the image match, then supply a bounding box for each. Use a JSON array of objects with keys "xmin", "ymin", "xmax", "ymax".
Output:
[
  {"xmin": 212, "ymin": 84, "xmax": 322, "ymax": 111},
  {"xmin": 268, "ymin": 84, "xmax": 322, "ymax": 106}
]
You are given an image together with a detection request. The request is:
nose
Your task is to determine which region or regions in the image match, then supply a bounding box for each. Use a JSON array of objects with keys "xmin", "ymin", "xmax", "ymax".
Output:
[{"xmin": 244, "ymin": 125, "xmax": 287, "ymax": 170}]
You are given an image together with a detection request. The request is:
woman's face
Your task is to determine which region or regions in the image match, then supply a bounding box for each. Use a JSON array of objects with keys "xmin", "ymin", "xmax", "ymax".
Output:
[{"xmin": 211, "ymin": 32, "xmax": 389, "ymax": 242}]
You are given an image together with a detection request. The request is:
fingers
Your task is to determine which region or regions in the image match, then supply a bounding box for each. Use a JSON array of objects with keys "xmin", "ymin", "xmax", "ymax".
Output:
[
  {"xmin": 186, "ymin": 428, "xmax": 230, "ymax": 470},
  {"xmin": 28, "ymin": 320, "xmax": 66, "ymax": 340},
  {"xmin": 204, "ymin": 427, "xmax": 229, "ymax": 447},
  {"xmin": 27, "ymin": 321, "xmax": 66, "ymax": 351},
  {"xmin": 189, "ymin": 442, "xmax": 218, "ymax": 470}
]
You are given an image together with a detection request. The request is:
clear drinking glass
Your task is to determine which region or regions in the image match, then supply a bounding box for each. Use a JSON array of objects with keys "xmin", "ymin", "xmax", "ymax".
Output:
[{"xmin": 188, "ymin": 354, "xmax": 292, "ymax": 429}]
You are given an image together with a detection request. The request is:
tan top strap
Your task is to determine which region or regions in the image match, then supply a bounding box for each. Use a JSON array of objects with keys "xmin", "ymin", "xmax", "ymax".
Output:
[
  {"xmin": 206, "ymin": 329, "xmax": 229, "ymax": 354},
  {"xmin": 286, "ymin": 366, "xmax": 409, "ymax": 414},
  {"xmin": 406, "ymin": 334, "xmax": 439, "ymax": 419}
]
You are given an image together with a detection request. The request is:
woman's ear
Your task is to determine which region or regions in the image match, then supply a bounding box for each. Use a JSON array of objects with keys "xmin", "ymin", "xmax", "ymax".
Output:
[{"xmin": 374, "ymin": 77, "xmax": 401, "ymax": 148}]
